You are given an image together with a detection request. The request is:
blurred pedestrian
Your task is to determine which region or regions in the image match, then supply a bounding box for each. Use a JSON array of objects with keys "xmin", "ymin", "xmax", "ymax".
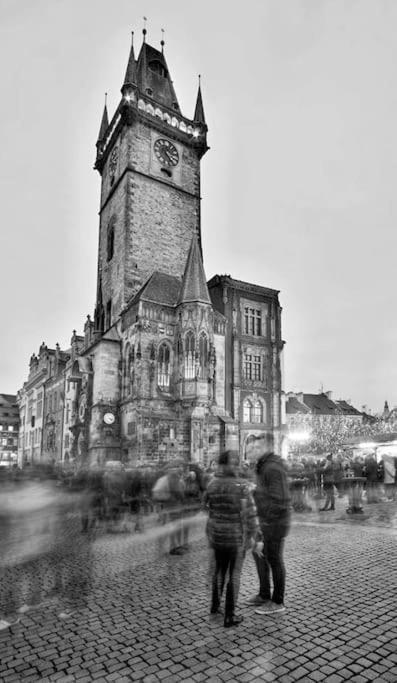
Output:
[
  {"xmin": 320, "ymin": 454, "xmax": 335, "ymax": 511},
  {"xmin": 203, "ymin": 450, "xmax": 261, "ymax": 628},
  {"xmin": 246, "ymin": 436, "xmax": 291, "ymax": 614}
]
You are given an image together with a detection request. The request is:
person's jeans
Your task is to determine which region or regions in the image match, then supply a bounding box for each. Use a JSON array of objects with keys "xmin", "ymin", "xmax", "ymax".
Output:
[
  {"xmin": 211, "ymin": 546, "xmax": 245, "ymax": 618},
  {"xmin": 252, "ymin": 530, "xmax": 286, "ymax": 605}
]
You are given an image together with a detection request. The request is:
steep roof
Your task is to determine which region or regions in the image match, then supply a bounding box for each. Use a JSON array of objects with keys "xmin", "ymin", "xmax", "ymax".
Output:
[
  {"xmin": 135, "ymin": 42, "xmax": 180, "ymax": 111},
  {"xmin": 0, "ymin": 394, "xmax": 17, "ymax": 406},
  {"xmin": 286, "ymin": 396, "xmax": 310, "ymax": 414},
  {"xmin": 178, "ymin": 235, "xmax": 211, "ymax": 305},
  {"xmin": 336, "ymin": 400, "xmax": 362, "ymax": 416},
  {"xmin": 134, "ymin": 271, "xmax": 181, "ymax": 307},
  {"xmin": 302, "ymin": 393, "xmax": 340, "ymax": 415}
]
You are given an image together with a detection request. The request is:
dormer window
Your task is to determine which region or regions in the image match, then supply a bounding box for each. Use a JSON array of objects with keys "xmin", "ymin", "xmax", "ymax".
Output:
[
  {"xmin": 172, "ymin": 102, "xmax": 179, "ymax": 111},
  {"xmin": 146, "ymin": 88, "xmax": 153, "ymax": 96},
  {"xmin": 149, "ymin": 60, "xmax": 168, "ymax": 78}
]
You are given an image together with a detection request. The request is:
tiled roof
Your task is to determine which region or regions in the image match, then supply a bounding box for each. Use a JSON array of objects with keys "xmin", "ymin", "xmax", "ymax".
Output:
[
  {"xmin": 0, "ymin": 394, "xmax": 17, "ymax": 406},
  {"xmin": 303, "ymin": 393, "xmax": 340, "ymax": 415},
  {"xmin": 137, "ymin": 271, "xmax": 182, "ymax": 307},
  {"xmin": 336, "ymin": 400, "xmax": 362, "ymax": 416},
  {"xmin": 286, "ymin": 397, "xmax": 310, "ymax": 414}
]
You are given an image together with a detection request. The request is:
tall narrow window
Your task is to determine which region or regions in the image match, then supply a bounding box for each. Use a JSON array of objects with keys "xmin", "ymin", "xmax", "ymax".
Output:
[
  {"xmin": 253, "ymin": 355, "xmax": 261, "ymax": 381},
  {"xmin": 107, "ymin": 223, "xmax": 115, "ymax": 261},
  {"xmin": 199, "ymin": 333, "xmax": 208, "ymax": 379},
  {"xmin": 243, "ymin": 399, "xmax": 252, "ymax": 423},
  {"xmin": 184, "ymin": 332, "xmax": 195, "ymax": 379},
  {"xmin": 106, "ymin": 300, "xmax": 112, "ymax": 329},
  {"xmin": 158, "ymin": 343, "xmax": 171, "ymax": 388},
  {"xmin": 252, "ymin": 400, "xmax": 263, "ymax": 423},
  {"xmin": 244, "ymin": 354, "xmax": 252, "ymax": 380}
]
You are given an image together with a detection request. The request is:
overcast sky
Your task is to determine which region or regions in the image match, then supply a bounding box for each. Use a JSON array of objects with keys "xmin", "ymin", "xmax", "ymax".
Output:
[{"xmin": 1, "ymin": 0, "xmax": 397, "ymax": 413}]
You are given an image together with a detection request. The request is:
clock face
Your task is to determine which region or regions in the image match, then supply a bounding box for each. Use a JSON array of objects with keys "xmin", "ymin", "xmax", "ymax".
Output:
[
  {"xmin": 109, "ymin": 147, "xmax": 118, "ymax": 175},
  {"xmin": 154, "ymin": 138, "xmax": 179, "ymax": 167},
  {"xmin": 103, "ymin": 412, "xmax": 115, "ymax": 425}
]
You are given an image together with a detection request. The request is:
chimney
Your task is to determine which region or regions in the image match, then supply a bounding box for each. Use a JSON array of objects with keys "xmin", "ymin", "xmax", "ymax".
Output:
[
  {"xmin": 362, "ymin": 404, "xmax": 367, "ymax": 413},
  {"xmin": 325, "ymin": 391, "xmax": 332, "ymax": 400},
  {"xmin": 297, "ymin": 392, "xmax": 304, "ymax": 403}
]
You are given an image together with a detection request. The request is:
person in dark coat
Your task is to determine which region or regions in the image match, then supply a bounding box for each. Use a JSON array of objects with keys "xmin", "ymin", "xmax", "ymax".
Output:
[
  {"xmin": 203, "ymin": 450, "xmax": 261, "ymax": 628},
  {"xmin": 246, "ymin": 436, "xmax": 291, "ymax": 614}
]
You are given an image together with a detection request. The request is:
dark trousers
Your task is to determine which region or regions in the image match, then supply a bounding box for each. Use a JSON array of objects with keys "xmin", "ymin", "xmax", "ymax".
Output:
[
  {"xmin": 252, "ymin": 532, "xmax": 286, "ymax": 605},
  {"xmin": 211, "ymin": 546, "xmax": 244, "ymax": 619}
]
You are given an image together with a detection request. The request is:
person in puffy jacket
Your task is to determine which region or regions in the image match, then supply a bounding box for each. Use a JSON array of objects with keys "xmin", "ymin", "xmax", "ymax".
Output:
[{"xmin": 203, "ymin": 450, "xmax": 261, "ymax": 628}]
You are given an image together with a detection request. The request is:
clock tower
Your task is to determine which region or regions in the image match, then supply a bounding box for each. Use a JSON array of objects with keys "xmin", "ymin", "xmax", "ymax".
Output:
[{"xmin": 94, "ymin": 31, "xmax": 208, "ymax": 334}]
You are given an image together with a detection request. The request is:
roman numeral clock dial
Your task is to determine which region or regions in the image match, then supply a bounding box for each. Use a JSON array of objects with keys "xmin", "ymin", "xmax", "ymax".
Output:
[{"xmin": 154, "ymin": 138, "xmax": 179, "ymax": 167}]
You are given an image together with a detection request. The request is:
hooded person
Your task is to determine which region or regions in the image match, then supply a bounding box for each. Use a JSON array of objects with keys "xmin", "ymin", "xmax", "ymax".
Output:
[{"xmin": 246, "ymin": 436, "xmax": 291, "ymax": 614}]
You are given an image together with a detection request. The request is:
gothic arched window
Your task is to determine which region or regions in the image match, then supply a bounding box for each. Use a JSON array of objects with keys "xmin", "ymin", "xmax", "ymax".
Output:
[
  {"xmin": 184, "ymin": 332, "xmax": 195, "ymax": 379},
  {"xmin": 252, "ymin": 400, "xmax": 264, "ymax": 423},
  {"xmin": 199, "ymin": 333, "xmax": 208, "ymax": 379},
  {"xmin": 157, "ymin": 343, "xmax": 171, "ymax": 388},
  {"xmin": 243, "ymin": 399, "xmax": 252, "ymax": 423}
]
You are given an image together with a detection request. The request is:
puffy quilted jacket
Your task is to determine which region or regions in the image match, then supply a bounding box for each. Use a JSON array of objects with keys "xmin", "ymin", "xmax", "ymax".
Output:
[{"xmin": 204, "ymin": 470, "xmax": 259, "ymax": 549}]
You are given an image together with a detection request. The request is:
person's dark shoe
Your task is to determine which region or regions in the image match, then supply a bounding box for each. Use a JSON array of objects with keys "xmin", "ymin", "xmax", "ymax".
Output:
[
  {"xmin": 319, "ymin": 507, "xmax": 329, "ymax": 511},
  {"xmin": 210, "ymin": 606, "xmax": 224, "ymax": 615},
  {"xmin": 330, "ymin": 506, "xmax": 335, "ymax": 510},
  {"xmin": 224, "ymin": 615, "xmax": 244, "ymax": 628}
]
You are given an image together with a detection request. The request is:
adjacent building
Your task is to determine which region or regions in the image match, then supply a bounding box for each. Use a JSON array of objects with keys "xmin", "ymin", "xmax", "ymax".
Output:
[{"xmin": 0, "ymin": 394, "xmax": 19, "ymax": 468}]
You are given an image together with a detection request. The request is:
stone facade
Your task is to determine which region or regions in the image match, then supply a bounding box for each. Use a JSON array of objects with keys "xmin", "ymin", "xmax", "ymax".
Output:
[{"xmin": 17, "ymin": 32, "xmax": 286, "ymax": 468}]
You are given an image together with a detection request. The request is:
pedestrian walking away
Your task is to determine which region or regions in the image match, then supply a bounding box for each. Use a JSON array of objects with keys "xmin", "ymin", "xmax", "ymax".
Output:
[
  {"xmin": 203, "ymin": 450, "xmax": 261, "ymax": 628},
  {"xmin": 246, "ymin": 435, "xmax": 291, "ymax": 615}
]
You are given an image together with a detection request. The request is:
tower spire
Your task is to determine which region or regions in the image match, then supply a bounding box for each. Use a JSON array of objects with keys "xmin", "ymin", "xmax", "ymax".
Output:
[
  {"xmin": 178, "ymin": 233, "xmax": 210, "ymax": 306},
  {"xmin": 142, "ymin": 16, "xmax": 147, "ymax": 42},
  {"xmin": 193, "ymin": 75, "xmax": 206, "ymax": 124},
  {"xmin": 96, "ymin": 94, "xmax": 109, "ymax": 146},
  {"xmin": 121, "ymin": 31, "xmax": 137, "ymax": 95},
  {"xmin": 161, "ymin": 28, "xmax": 165, "ymax": 54}
]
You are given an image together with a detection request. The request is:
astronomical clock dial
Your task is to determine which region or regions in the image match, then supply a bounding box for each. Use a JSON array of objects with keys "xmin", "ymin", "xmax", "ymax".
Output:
[
  {"xmin": 103, "ymin": 412, "xmax": 115, "ymax": 425},
  {"xmin": 154, "ymin": 138, "xmax": 179, "ymax": 167}
]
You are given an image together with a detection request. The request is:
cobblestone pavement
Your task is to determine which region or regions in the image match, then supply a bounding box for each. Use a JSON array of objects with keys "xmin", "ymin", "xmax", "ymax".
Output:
[{"xmin": 1, "ymin": 502, "xmax": 397, "ymax": 682}]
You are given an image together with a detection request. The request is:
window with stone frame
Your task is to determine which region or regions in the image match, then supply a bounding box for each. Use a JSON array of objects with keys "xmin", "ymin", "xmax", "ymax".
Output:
[
  {"xmin": 157, "ymin": 343, "xmax": 171, "ymax": 388},
  {"xmin": 199, "ymin": 333, "xmax": 208, "ymax": 379},
  {"xmin": 243, "ymin": 398, "xmax": 252, "ymax": 422},
  {"xmin": 252, "ymin": 400, "xmax": 264, "ymax": 423},
  {"xmin": 244, "ymin": 354, "xmax": 252, "ymax": 380},
  {"xmin": 244, "ymin": 307, "xmax": 262, "ymax": 336},
  {"xmin": 184, "ymin": 332, "xmax": 195, "ymax": 379},
  {"xmin": 253, "ymin": 355, "xmax": 262, "ymax": 381}
]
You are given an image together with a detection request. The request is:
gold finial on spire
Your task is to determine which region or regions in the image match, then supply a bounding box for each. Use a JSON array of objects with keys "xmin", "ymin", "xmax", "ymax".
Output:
[
  {"xmin": 143, "ymin": 16, "xmax": 147, "ymax": 41},
  {"xmin": 104, "ymin": 92, "xmax": 107, "ymax": 106},
  {"xmin": 161, "ymin": 28, "xmax": 165, "ymax": 53}
]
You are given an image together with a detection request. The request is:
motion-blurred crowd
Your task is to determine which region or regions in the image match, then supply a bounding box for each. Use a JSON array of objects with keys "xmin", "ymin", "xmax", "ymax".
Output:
[{"xmin": 0, "ymin": 450, "xmax": 396, "ymax": 622}]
